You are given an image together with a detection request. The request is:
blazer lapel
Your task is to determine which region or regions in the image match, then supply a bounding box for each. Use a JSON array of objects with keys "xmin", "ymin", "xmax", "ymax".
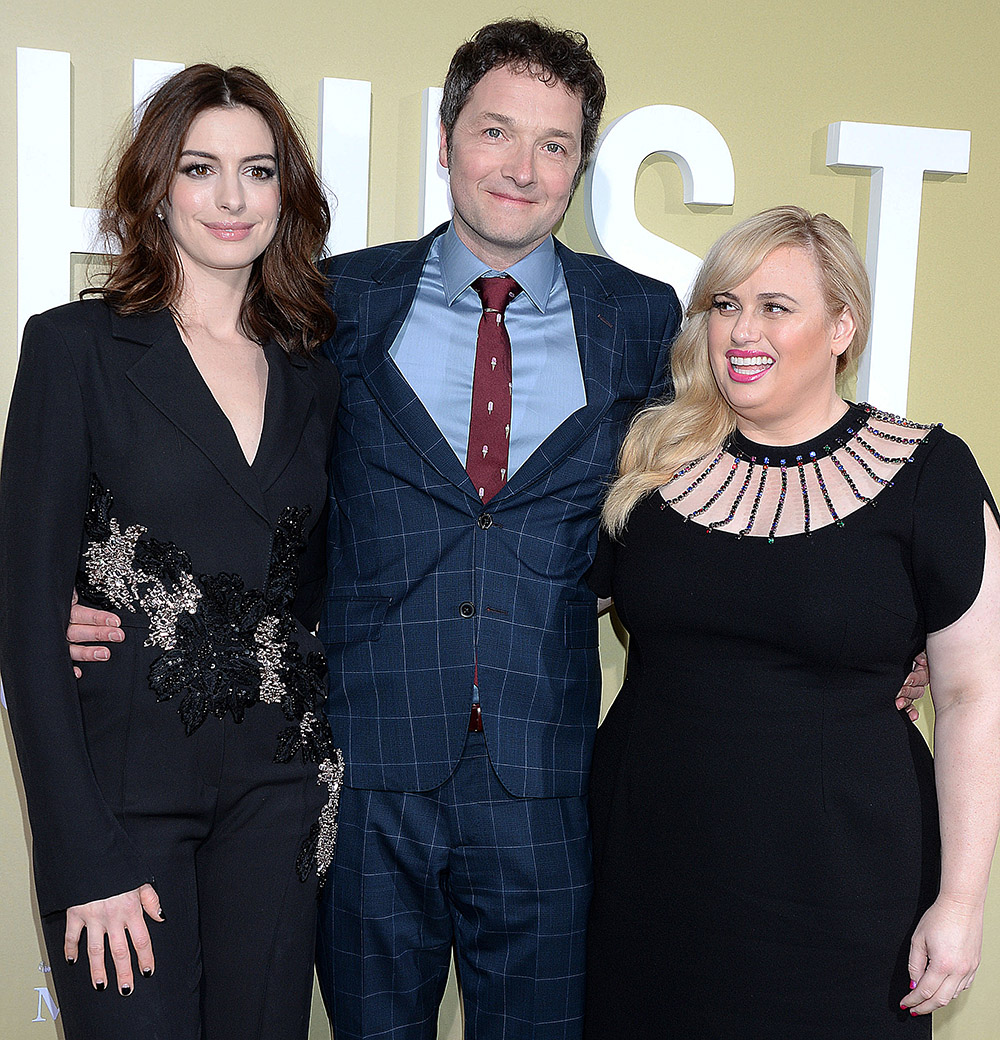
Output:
[
  {"xmin": 117, "ymin": 310, "xmax": 270, "ymax": 522},
  {"xmin": 500, "ymin": 241, "xmax": 623, "ymax": 499},
  {"xmin": 356, "ymin": 227, "xmax": 478, "ymax": 496},
  {"xmin": 251, "ymin": 342, "xmax": 317, "ymax": 494}
]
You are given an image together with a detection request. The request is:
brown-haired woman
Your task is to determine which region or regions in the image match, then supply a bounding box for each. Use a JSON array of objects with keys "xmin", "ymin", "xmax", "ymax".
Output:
[{"xmin": 0, "ymin": 64, "xmax": 342, "ymax": 1040}]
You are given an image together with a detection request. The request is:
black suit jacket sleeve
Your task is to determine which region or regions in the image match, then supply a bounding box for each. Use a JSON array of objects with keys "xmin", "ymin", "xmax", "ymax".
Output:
[{"xmin": 0, "ymin": 314, "xmax": 153, "ymax": 914}]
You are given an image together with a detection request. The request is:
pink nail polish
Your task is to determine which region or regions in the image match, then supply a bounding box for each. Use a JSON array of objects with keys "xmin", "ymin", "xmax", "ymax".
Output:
[
  {"xmin": 909, "ymin": 981, "xmax": 917, "ymax": 990},
  {"xmin": 910, "ymin": 1011, "xmax": 918, "ymax": 1017}
]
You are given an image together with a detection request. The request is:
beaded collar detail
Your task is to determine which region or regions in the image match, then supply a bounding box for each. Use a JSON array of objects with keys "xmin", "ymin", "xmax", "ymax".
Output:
[{"xmin": 658, "ymin": 403, "xmax": 939, "ymax": 542}]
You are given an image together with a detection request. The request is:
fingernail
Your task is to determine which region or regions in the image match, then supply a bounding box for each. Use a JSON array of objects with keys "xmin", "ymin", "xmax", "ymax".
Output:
[
  {"xmin": 910, "ymin": 1011, "xmax": 918, "ymax": 1017},
  {"xmin": 141, "ymin": 968, "xmax": 153, "ymax": 978},
  {"xmin": 910, "ymin": 981, "xmax": 917, "ymax": 990},
  {"xmin": 110, "ymin": 629, "xmax": 124, "ymax": 641},
  {"xmin": 65, "ymin": 956, "xmax": 75, "ymax": 965},
  {"xmin": 95, "ymin": 981, "xmax": 106, "ymax": 991},
  {"xmin": 158, "ymin": 908, "xmax": 165, "ymax": 920},
  {"xmin": 96, "ymin": 648, "xmax": 110, "ymax": 660},
  {"xmin": 120, "ymin": 985, "xmax": 132, "ymax": 996}
]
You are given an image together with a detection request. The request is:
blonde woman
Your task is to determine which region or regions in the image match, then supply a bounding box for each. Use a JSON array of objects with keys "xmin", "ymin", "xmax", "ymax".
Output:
[{"xmin": 583, "ymin": 207, "xmax": 1000, "ymax": 1038}]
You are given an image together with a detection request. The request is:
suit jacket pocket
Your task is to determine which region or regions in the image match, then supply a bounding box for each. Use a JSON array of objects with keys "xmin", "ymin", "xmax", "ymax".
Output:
[
  {"xmin": 323, "ymin": 594, "xmax": 390, "ymax": 644},
  {"xmin": 564, "ymin": 599, "xmax": 598, "ymax": 650}
]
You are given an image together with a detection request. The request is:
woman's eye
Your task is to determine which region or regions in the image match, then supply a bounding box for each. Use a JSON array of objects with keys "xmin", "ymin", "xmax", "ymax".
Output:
[
  {"xmin": 181, "ymin": 163, "xmax": 213, "ymax": 177},
  {"xmin": 246, "ymin": 166, "xmax": 276, "ymax": 180}
]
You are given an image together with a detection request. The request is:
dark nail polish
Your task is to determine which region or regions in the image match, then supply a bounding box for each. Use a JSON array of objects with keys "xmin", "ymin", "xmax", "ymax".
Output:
[
  {"xmin": 95, "ymin": 981, "xmax": 106, "ymax": 991},
  {"xmin": 158, "ymin": 908, "xmax": 165, "ymax": 920},
  {"xmin": 120, "ymin": 985, "xmax": 131, "ymax": 996},
  {"xmin": 65, "ymin": 956, "xmax": 75, "ymax": 965},
  {"xmin": 141, "ymin": 968, "xmax": 153, "ymax": 978}
]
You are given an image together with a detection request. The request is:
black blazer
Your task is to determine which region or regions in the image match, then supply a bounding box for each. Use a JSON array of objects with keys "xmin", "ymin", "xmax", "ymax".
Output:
[{"xmin": 0, "ymin": 300, "xmax": 338, "ymax": 914}]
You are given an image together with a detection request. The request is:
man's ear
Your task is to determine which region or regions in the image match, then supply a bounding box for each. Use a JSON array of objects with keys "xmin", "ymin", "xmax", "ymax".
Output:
[{"xmin": 438, "ymin": 122, "xmax": 449, "ymax": 170}]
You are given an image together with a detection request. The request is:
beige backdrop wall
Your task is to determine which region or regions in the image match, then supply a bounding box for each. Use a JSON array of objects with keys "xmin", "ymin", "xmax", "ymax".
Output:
[{"xmin": 2, "ymin": 1, "xmax": 997, "ymax": 1037}]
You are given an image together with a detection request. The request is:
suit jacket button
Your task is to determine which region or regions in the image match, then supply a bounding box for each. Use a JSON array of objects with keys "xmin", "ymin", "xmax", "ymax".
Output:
[
  {"xmin": 459, "ymin": 601, "xmax": 475, "ymax": 618},
  {"xmin": 477, "ymin": 513, "xmax": 493, "ymax": 530}
]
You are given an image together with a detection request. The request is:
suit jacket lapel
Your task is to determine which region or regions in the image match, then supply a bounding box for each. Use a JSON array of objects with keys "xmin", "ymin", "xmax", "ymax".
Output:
[
  {"xmin": 500, "ymin": 241, "xmax": 623, "ymax": 499},
  {"xmin": 356, "ymin": 226, "xmax": 478, "ymax": 496},
  {"xmin": 117, "ymin": 309, "xmax": 271, "ymax": 522}
]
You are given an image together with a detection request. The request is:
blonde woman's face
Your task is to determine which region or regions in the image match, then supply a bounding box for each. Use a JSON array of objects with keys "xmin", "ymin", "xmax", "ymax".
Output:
[{"xmin": 706, "ymin": 245, "xmax": 856, "ymax": 440}]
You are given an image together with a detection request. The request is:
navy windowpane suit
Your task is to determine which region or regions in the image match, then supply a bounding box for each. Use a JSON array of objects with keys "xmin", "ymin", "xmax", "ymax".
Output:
[{"xmin": 317, "ymin": 224, "xmax": 680, "ymax": 1038}]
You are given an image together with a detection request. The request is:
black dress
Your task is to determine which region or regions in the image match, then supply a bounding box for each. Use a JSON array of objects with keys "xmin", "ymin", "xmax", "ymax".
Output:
[{"xmin": 584, "ymin": 404, "xmax": 998, "ymax": 1039}]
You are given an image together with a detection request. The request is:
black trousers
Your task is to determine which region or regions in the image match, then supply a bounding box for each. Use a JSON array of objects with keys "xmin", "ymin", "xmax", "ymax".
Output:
[{"xmin": 40, "ymin": 686, "xmax": 326, "ymax": 1040}]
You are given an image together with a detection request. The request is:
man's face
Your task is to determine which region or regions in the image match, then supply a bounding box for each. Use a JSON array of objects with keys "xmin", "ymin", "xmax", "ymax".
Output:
[{"xmin": 440, "ymin": 65, "xmax": 584, "ymax": 270}]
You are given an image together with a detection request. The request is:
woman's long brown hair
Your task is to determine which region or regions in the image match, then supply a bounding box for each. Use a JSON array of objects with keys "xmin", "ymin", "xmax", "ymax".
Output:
[{"xmin": 85, "ymin": 64, "xmax": 335, "ymax": 355}]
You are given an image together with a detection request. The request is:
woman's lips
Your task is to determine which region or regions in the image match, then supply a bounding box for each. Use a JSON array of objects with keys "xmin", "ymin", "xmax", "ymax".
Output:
[
  {"xmin": 203, "ymin": 222, "xmax": 254, "ymax": 241},
  {"xmin": 726, "ymin": 350, "xmax": 775, "ymax": 383}
]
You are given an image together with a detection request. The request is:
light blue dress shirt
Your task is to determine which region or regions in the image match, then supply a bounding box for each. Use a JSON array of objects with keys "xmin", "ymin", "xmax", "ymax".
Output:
[{"xmin": 389, "ymin": 224, "xmax": 587, "ymax": 477}]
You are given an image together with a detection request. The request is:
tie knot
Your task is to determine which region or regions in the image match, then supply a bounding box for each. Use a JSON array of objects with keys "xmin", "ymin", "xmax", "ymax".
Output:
[{"xmin": 473, "ymin": 276, "xmax": 521, "ymax": 316}]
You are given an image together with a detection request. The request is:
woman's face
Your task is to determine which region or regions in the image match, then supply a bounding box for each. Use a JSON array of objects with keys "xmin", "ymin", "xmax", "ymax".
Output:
[
  {"xmin": 162, "ymin": 105, "xmax": 280, "ymax": 286},
  {"xmin": 707, "ymin": 245, "xmax": 856, "ymax": 439}
]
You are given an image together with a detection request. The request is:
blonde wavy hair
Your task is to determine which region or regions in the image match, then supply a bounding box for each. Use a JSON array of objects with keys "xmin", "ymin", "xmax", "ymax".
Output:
[{"xmin": 603, "ymin": 206, "xmax": 872, "ymax": 536}]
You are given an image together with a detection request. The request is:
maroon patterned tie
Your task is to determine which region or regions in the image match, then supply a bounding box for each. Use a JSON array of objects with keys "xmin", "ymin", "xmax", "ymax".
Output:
[{"xmin": 466, "ymin": 276, "xmax": 521, "ymax": 502}]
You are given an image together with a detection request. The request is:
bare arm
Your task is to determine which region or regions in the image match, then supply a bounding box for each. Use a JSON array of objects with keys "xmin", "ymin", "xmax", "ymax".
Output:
[{"xmin": 900, "ymin": 503, "xmax": 1000, "ymax": 1015}]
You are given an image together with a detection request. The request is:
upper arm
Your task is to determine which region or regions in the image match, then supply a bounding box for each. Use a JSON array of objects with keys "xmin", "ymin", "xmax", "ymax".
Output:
[
  {"xmin": 926, "ymin": 501, "xmax": 1000, "ymax": 711},
  {"xmin": 0, "ymin": 314, "xmax": 92, "ymax": 628},
  {"xmin": 914, "ymin": 434, "xmax": 1000, "ymax": 709}
]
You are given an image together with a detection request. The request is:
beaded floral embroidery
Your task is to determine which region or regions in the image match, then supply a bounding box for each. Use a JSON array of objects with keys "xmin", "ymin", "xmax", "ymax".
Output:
[
  {"xmin": 77, "ymin": 476, "xmax": 343, "ymax": 886},
  {"xmin": 658, "ymin": 404, "xmax": 939, "ymax": 542}
]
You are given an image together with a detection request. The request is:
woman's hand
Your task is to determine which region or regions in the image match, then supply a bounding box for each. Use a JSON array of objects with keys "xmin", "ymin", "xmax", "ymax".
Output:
[
  {"xmin": 900, "ymin": 895, "xmax": 983, "ymax": 1016},
  {"xmin": 64, "ymin": 883, "xmax": 163, "ymax": 994}
]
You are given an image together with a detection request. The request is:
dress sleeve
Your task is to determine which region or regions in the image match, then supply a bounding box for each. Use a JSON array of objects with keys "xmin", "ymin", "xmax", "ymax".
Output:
[
  {"xmin": 0, "ymin": 313, "xmax": 152, "ymax": 914},
  {"xmin": 586, "ymin": 524, "xmax": 617, "ymax": 599},
  {"xmin": 911, "ymin": 429, "xmax": 1000, "ymax": 634}
]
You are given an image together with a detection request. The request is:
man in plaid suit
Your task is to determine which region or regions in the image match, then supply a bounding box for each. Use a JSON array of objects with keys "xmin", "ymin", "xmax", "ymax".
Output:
[{"xmin": 314, "ymin": 19, "xmax": 680, "ymax": 1040}]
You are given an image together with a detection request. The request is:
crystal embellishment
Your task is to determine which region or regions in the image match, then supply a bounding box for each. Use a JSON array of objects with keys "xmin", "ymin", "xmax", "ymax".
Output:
[
  {"xmin": 658, "ymin": 404, "xmax": 937, "ymax": 541},
  {"xmin": 77, "ymin": 476, "xmax": 343, "ymax": 886}
]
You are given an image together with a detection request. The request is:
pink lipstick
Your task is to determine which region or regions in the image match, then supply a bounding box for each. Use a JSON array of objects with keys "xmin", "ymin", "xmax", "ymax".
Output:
[
  {"xmin": 725, "ymin": 349, "xmax": 774, "ymax": 383},
  {"xmin": 203, "ymin": 222, "xmax": 254, "ymax": 241}
]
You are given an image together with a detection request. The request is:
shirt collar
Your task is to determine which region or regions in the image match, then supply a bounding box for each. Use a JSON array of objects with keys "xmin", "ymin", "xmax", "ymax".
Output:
[{"xmin": 438, "ymin": 222, "xmax": 558, "ymax": 313}]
